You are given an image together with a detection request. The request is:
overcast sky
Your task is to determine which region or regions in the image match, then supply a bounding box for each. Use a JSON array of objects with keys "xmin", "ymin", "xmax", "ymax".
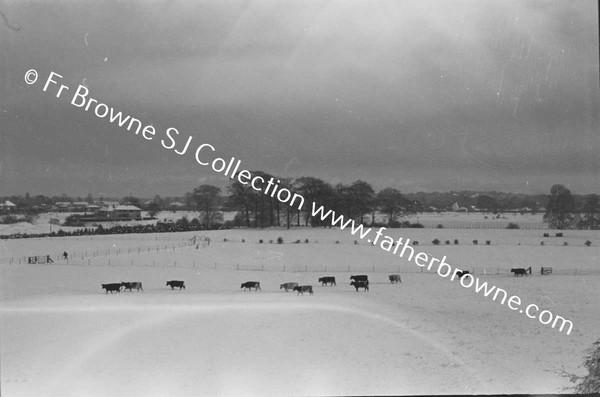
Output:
[{"xmin": 1, "ymin": 0, "xmax": 598, "ymax": 198}]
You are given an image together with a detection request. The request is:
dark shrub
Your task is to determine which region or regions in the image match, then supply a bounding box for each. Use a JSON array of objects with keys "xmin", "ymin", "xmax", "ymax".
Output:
[
  {"xmin": 259, "ymin": 239, "xmax": 263, "ymax": 244},
  {"xmin": 241, "ymin": 239, "xmax": 245, "ymax": 243},
  {"xmin": 354, "ymin": 240, "xmax": 358, "ymax": 245},
  {"xmin": 485, "ymin": 240, "xmax": 491, "ymax": 245},
  {"xmin": 472, "ymin": 239, "xmax": 478, "ymax": 245},
  {"xmin": 507, "ymin": 223, "xmax": 520, "ymax": 229},
  {"xmin": 540, "ymin": 241, "xmax": 544, "ymax": 245},
  {"xmin": 335, "ymin": 240, "xmax": 340, "ymax": 244},
  {"xmin": 2, "ymin": 215, "xmax": 19, "ymax": 224},
  {"xmin": 269, "ymin": 239, "xmax": 273, "ymax": 244},
  {"xmin": 432, "ymin": 238, "xmax": 440, "ymax": 245},
  {"xmin": 411, "ymin": 223, "xmax": 424, "ymax": 228},
  {"xmin": 563, "ymin": 241, "xmax": 568, "ymax": 246},
  {"xmin": 454, "ymin": 239, "xmax": 459, "ymax": 245},
  {"xmin": 412, "ymin": 240, "xmax": 419, "ymax": 246},
  {"xmin": 277, "ymin": 237, "xmax": 283, "ymax": 244},
  {"xmin": 62, "ymin": 215, "xmax": 84, "ymax": 227},
  {"xmin": 543, "ymin": 233, "xmax": 549, "ymax": 237},
  {"xmin": 556, "ymin": 232, "xmax": 563, "ymax": 237},
  {"xmin": 585, "ymin": 240, "xmax": 592, "ymax": 247},
  {"xmin": 445, "ymin": 240, "xmax": 450, "ymax": 245},
  {"xmin": 389, "ymin": 220, "xmax": 402, "ymax": 228},
  {"xmin": 437, "ymin": 224, "xmax": 444, "ymax": 229},
  {"xmin": 304, "ymin": 239, "xmax": 309, "ymax": 244}
]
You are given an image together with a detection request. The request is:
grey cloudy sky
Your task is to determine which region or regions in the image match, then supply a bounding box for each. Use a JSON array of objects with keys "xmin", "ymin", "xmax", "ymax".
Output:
[{"xmin": 1, "ymin": 0, "xmax": 598, "ymax": 197}]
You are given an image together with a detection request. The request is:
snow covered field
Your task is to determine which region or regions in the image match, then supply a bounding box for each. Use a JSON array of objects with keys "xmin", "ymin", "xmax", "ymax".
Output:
[{"xmin": 1, "ymin": 227, "xmax": 599, "ymax": 396}]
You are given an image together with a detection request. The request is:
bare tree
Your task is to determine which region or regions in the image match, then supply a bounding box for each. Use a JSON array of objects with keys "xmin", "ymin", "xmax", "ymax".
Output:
[
  {"xmin": 543, "ymin": 184, "xmax": 576, "ymax": 230},
  {"xmin": 193, "ymin": 185, "xmax": 222, "ymax": 226},
  {"xmin": 376, "ymin": 187, "xmax": 413, "ymax": 225}
]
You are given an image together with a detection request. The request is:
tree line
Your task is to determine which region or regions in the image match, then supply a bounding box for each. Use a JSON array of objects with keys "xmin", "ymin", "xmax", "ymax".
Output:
[{"xmin": 2, "ymin": 179, "xmax": 599, "ymax": 230}]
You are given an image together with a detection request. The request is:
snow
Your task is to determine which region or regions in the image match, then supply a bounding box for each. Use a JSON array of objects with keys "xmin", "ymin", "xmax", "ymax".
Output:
[{"xmin": 1, "ymin": 227, "xmax": 599, "ymax": 396}]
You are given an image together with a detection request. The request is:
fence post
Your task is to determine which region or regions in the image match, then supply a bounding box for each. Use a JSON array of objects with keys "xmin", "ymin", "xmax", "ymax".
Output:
[{"xmin": 109, "ymin": 259, "xmax": 111, "ymax": 266}]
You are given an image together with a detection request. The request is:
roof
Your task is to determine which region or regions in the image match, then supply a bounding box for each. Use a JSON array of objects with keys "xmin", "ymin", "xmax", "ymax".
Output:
[
  {"xmin": 1, "ymin": 200, "xmax": 16, "ymax": 207},
  {"xmin": 99, "ymin": 205, "xmax": 141, "ymax": 212}
]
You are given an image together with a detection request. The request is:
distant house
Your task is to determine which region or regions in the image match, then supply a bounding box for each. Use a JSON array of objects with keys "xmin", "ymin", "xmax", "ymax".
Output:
[
  {"xmin": 55, "ymin": 202, "xmax": 72, "ymax": 211},
  {"xmin": 452, "ymin": 202, "xmax": 468, "ymax": 212},
  {"xmin": 168, "ymin": 201, "xmax": 186, "ymax": 210},
  {"xmin": 0, "ymin": 200, "xmax": 16, "ymax": 212},
  {"xmin": 72, "ymin": 202, "xmax": 89, "ymax": 212},
  {"xmin": 97, "ymin": 205, "xmax": 142, "ymax": 220}
]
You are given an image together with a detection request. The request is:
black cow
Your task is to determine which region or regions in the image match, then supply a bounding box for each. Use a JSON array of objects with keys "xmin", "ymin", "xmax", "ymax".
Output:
[
  {"xmin": 101, "ymin": 283, "xmax": 122, "ymax": 294},
  {"xmin": 389, "ymin": 274, "xmax": 401, "ymax": 283},
  {"xmin": 241, "ymin": 281, "xmax": 261, "ymax": 291},
  {"xmin": 455, "ymin": 270, "xmax": 470, "ymax": 279},
  {"xmin": 121, "ymin": 281, "xmax": 143, "ymax": 292},
  {"xmin": 351, "ymin": 280, "xmax": 369, "ymax": 292},
  {"xmin": 280, "ymin": 282, "xmax": 298, "ymax": 292},
  {"xmin": 350, "ymin": 275, "xmax": 369, "ymax": 284},
  {"xmin": 293, "ymin": 285, "xmax": 314, "ymax": 295},
  {"xmin": 166, "ymin": 280, "xmax": 185, "ymax": 290},
  {"xmin": 511, "ymin": 267, "xmax": 532, "ymax": 277},
  {"xmin": 318, "ymin": 276, "xmax": 336, "ymax": 286}
]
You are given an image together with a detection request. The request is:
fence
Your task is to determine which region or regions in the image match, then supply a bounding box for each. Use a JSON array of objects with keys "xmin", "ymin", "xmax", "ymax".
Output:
[
  {"xmin": 3, "ymin": 241, "xmax": 192, "ymax": 265},
  {"xmin": 5, "ymin": 252, "xmax": 600, "ymax": 277}
]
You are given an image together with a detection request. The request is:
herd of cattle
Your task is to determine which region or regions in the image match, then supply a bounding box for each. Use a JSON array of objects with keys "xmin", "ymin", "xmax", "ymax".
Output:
[
  {"xmin": 101, "ymin": 280, "xmax": 184, "ymax": 293},
  {"xmin": 101, "ymin": 267, "xmax": 538, "ymax": 293},
  {"xmin": 101, "ymin": 274, "xmax": 402, "ymax": 294}
]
